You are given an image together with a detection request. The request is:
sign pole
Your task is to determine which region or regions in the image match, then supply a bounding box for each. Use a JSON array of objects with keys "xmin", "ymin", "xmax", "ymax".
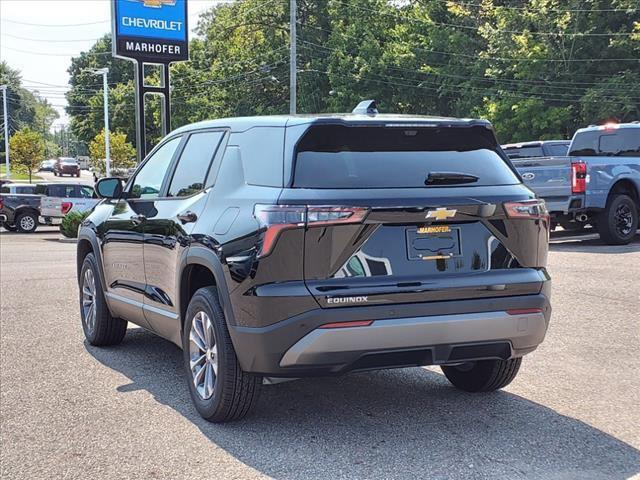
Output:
[
  {"xmin": 1, "ymin": 85, "xmax": 10, "ymax": 178},
  {"xmin": 289, "ymin": 0, "xmax": 297, "ymax": 115},
  {"xmin": 111, "ymin": 0, "xmax": 188, "ymax": 163}
]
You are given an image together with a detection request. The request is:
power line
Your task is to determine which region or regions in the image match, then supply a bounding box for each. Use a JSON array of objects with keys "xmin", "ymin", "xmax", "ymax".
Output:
[
  {"xmin": 2, "ymin": 33, "xmax": 102, "ymax": 43},
  {"xmin": 300, "ymin": 41, "xmax": 639, "ymax": 91},
  {"xmin": 2, "ymin": 46, "xmax": 112, "ymax": 57},
  {"xmin": 1, "ymin": 18, "xmax": 109, "ymax": 27},
  {"xmin": 428, "ymin": 0, "xmax": 640, "ymax": 13},
  {"xmin": 331, "ymin": 0, "xmax": 639, "ymax": 37},
  {"xmin": 301, "ymin": 23, "xmax": 640, "ymax": 63}
]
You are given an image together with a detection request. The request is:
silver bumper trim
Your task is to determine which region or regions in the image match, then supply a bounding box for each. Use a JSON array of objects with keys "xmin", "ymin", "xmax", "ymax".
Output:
[{"xmin": 279, "ymin": 310, "xmax": 547, "ymax": 367}]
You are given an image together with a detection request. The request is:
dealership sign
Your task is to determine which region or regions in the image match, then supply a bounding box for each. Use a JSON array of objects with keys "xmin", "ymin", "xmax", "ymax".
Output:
[{"xmin": 112, "ymin": 0, "xmax": 189, "ymax": 63}]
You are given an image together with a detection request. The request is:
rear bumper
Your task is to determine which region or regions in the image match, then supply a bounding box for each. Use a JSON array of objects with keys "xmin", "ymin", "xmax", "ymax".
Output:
[{"xmin": 228, "ymin": 289, "xmax": 551, "ymax": 377}]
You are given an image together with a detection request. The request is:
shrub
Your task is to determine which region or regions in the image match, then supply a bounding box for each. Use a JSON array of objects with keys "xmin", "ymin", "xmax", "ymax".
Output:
[{"xmin": 60, "ymin": 211, "xmax": 90, "ymax": 238}]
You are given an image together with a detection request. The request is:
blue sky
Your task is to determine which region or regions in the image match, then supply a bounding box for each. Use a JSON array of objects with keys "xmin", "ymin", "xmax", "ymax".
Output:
[{"xmin": 0, "ymin": 0, "xmax": 221, "ymax": 128}]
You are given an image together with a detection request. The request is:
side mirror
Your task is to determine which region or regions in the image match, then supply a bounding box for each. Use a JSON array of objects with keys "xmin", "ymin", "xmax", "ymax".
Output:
[{"xmin": 95, "ymin": 177, "xmax": 124, "ymax": 199}]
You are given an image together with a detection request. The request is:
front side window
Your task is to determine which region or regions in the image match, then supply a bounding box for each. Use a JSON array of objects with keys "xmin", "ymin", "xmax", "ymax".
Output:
[
  {"xmin": 167, "ymin": 131, "xmax": 224, "ymax": 197},
  {"xmin": 130, "ymin": 136, "xmax": 181, "ymax": 199}
]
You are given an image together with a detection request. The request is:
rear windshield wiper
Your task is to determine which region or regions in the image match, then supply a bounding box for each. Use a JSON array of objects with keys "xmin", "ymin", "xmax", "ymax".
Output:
[{"xmin": 425, "ymin": 172, "xmax": 479, "ymax": 186}]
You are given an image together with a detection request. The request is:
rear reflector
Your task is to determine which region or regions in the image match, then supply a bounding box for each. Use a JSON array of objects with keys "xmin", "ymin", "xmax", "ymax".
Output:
[
  {"xmin": 319, "ymin": 320, "xmax": 373, "ymax": 329},
  {"xmin": 506, "ymin": 308, "xmax": 543, "ymax": 315}
]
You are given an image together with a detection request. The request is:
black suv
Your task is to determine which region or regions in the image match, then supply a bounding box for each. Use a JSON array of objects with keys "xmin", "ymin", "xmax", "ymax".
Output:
[{"xmin": 77, "ymin": 104, "xmax": 552, "ymax": 422}]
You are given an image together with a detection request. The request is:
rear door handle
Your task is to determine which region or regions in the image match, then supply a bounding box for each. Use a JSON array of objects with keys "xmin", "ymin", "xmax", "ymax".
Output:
[
  {"xmin": 177, "ymin": 211, "xmax": 198, "ymax": 224},
  {"xmin": 130, "ymin": 214, "xmax": 146, "ymax": 225}
]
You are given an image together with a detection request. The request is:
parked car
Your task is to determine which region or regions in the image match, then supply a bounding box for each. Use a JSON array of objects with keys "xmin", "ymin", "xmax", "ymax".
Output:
[
  {"xmin": 77, "ymin": 103, "xmax": 552, "ymax": 422},
  {"xmin": 0, "ymin": 184, "xmax": 41, "ymax": 233},
  {"xmin": 512, "ymin": 122, "xmax": 639, "ymax": 244},
  {"xmin": 39, "ymin": 159, "xmax": 57, "ymax": 172},
  {"xmin": 53, "ymin": 157, "xmax": 81, "ymax": 177},
  {"xmin": 37, "ymin": 183, "xmax": 99, "ymax": 223},
  {"xmin": 77, "ymin": 156, "xmax": 91, "ymax": 170},
  {"xmin": 502, "ymin": 140, "xmax": 570, "ymax": 159}
]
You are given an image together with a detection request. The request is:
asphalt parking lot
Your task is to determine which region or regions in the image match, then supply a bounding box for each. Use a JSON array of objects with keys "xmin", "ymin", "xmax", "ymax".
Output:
[{"xmin": 1, "ymin": 228, "xmax": 639, "ymax": 479}]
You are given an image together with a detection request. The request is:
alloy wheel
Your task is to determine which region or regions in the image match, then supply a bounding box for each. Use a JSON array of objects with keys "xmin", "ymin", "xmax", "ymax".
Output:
[
  {"xmin": 81, "ymin": 268, "xmax": 97, "ymax": 335},
  {"xmin": 19, "ymin": 216, "xmax": 35, "ymax": 231},
  {"xmin": 189, "ymin": 311, "xmax": 218, "ymax": 400},
  {"xmin": 614, "ymin": 204, "xmax": 633, "ymax": 237}
]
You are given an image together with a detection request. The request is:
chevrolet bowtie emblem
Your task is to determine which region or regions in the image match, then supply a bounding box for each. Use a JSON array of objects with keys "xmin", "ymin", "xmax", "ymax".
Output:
[
  {"xmin": 426, "ymin": 208, "xmax": 457, "ymax": 220},
  {"xmin": 131, "ymin": 0, "xmax": 177, "ymax": 8}
]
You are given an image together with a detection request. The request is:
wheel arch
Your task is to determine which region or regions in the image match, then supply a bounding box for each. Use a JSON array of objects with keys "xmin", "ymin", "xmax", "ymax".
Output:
[
  {"xmin": 608, "ymin": 178, "xmax": 640, "ymax": 207},
  {"xmin": 180, "ymin": 246, "xmax": 236, "ymax": 334}
]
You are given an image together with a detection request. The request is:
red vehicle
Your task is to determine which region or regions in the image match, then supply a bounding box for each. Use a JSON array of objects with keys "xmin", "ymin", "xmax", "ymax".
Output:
[{"xmin": 53, "ymin": 157, "xmax": 81, "ymax": 177}]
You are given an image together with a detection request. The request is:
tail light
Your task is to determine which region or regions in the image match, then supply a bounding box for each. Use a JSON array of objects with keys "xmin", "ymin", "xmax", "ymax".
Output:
[
  {"xmin": 254, "ymin": 205, "xmax": 369, "ymax": 257},
  {"xmin": 571, "ymin": 162, "xmax": 587, "ymax": 194},
  {"xmin": 61, "ymin": 202, "xmax": 73, "ymax": 215},
  {"xmin": 504, "ymin": 199, "xmax": 548, "ymax": 222}
]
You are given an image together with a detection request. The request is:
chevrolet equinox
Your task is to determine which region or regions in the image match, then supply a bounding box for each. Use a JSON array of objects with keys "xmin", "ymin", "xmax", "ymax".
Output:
[{"xmin": 77, "ymin": 102, "xmax": 552, "ymax": 422}]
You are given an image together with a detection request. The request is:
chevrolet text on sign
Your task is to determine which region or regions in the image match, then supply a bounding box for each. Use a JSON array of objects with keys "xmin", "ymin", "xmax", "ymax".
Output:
[{"xmin": 112, "ymin": 0, "xmax": 189, "ymax": 63}]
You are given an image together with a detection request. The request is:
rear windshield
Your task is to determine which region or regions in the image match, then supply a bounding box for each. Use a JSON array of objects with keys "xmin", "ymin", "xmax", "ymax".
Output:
[
  {"xmin": 61, "ymin": 159, "xmax": 77, "ymax": 164},
  {"xmin": 503, "ymin": 145, "xmax": 544, "ymax": 159},
  {"xmin": 569, "ymin": 128, "xmax": 640, "ymax": 157},
  {"xmin": 293, "ymin": 125, "xmax": 519, "ymax": 188}
]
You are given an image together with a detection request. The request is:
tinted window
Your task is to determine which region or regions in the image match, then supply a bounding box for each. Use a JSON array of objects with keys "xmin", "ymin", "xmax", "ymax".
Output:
[
  {"xmin": 504, "ymin": 145, "xmax": 544, "ymax": 159},
  {"xmin": 130, "ymin": 136, "xmax": 181, "ymax": 199},
  {"xmin": 294, "ymin": 125, "xmax": 519, "ymax": 188},
  {"xmin": 15, "ymin": 186, "xmax": 36, "ymax": 194},
  {"xmin": 79, "ymin": 186, "xmax": 95, "ymax": 198},
  {"xmin": 167, "ymin": 131, "xmax": 223, "ymax": 197},
  {"xmin": 570, "ymin": 128, "xmax": 640, "ymax": 156},
  {"xmin": 45, "ymin": 185, "xmax": 75, "ymax": 197},
  {"xmin": 0, "ymin": 186, "xmax": 9, "ymax": 193},
  {"xmin": 61, "ymin": 159, "xmax": 77, "ymax": 165},
  {"xmin": 547, "ymin": 144, "xmax": 569, "ymax": 156}
]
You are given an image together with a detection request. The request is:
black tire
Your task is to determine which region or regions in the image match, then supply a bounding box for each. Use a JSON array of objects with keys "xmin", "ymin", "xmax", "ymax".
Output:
[
  {"xmin": 15, "ymin": 212, "xmax": 38, "ymax": 233},
  {"xmin": 79, "ymin": 253, "xmax": 127, "ymax": 346},
  {"xmin": 1, "ymin": 222, "xmax": 17, "ymax": 232},
  {"xmin": 441, "ymin": 357, "xmax": 522, "ymax": 392},
  {"xmin": 596, "ymin": 194, "xmax": 638, "ymax": 245},
  {"xmin": 182, "ymin": 287, "xmax": 261, "ymax": 423}
]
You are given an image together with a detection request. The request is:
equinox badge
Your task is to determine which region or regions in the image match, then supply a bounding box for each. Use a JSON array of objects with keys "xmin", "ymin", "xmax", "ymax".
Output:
[
  {"xmin": 327, "ymin": 296, "xmax": 369, "ymax": 304},
  {"xmin": 426, "ymin": 208, "xmax": 457, "ymax": 221}
]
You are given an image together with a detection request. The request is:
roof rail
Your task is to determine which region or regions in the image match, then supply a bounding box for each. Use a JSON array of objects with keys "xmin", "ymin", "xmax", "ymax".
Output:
[{"xmin": 352, "ymin": 100, "xmax": 378, "ymax": 115}]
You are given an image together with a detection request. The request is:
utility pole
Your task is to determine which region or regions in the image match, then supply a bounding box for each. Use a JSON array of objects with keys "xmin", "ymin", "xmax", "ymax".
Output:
[
  {"xmin": 90, "ymin": 68, "xmax": 111, "ymax": 176},
  {"xmin": 289, "ymin": 0, "xmax": 297, "ymax": 115},
  {"xmin": 0, "ymin": 85, "xmax": 10, "ymax": 178}
]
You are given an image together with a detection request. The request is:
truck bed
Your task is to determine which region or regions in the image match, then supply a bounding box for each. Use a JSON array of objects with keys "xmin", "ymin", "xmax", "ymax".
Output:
[{"xmin": 511, "ymin": 156, "xmax": 576, "ymax": 214}]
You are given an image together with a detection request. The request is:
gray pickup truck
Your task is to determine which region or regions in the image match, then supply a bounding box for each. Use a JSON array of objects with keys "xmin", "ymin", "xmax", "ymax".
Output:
[
  {"xmin": 510, "ymin": 123, "xmax": 640, "ymax": 244},
  {"xmin": 0, "ymin": 183, "xmax": 41, "ymax": 233}
]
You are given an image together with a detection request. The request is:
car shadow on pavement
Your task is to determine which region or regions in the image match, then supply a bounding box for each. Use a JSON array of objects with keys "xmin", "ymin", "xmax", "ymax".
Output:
[
  {"xmin": 88, "ymin": 329, "xmax": 640, "ymax": 480},
  {"xmin": 550, "ymin": 234, "xmax": 640, "ymax": 254}
]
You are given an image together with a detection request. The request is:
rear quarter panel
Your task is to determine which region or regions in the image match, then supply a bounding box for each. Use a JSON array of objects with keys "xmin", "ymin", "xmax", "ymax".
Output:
[{"xmin": 581, "ymin": 155, "xmax": 640, "ymax": 209}]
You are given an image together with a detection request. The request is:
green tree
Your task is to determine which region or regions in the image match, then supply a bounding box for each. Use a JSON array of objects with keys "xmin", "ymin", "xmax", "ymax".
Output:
[
  {"xmin": 9, "ymin": 128, "xmax": 45, "ymax": 183},
  {"xmin": 89, "ymin": 129, "xmax": 136, "ymax": 176}
]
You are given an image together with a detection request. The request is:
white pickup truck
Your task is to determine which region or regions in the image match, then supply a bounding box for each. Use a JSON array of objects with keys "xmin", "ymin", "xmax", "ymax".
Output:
[{"xmin": 35, "ymin": 183, "xmax": 100, "ymax": 224}]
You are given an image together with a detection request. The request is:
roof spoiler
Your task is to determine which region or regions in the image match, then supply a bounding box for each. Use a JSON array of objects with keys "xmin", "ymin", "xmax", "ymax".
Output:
[{"xmin": 352, "ymin": 100, "xmax": 378, "ymax": 115}]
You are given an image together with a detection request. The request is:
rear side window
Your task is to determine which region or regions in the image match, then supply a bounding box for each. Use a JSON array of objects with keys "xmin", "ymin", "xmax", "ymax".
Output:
[
  {"xmin": 45, "ymin": 185, "xmax": 75, "ymax": 197},
  {"xmin": 570, "ymin": 128, "xmax": 640, "ymax": 156},
  {"xmin": 167, "ymin": 131, "xmax": 223, "ymax": 197},
  {"xmin": 504, "ymin": 145, "xmax": 544, "ymax": 159},
  {"xmin": 15, "ymin": 186, "xmax": 36, "ymax": 194},
  {"xmin": 293, "ymin": 125, "xmax": 519, "ymax": 188},
  {"xmin": 547, "ymin": 144, "xmax": 569, "ymax": 156},
  {"xmin": 0, "ymin": 186, "xmax": 9, "ymax": 193}
]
